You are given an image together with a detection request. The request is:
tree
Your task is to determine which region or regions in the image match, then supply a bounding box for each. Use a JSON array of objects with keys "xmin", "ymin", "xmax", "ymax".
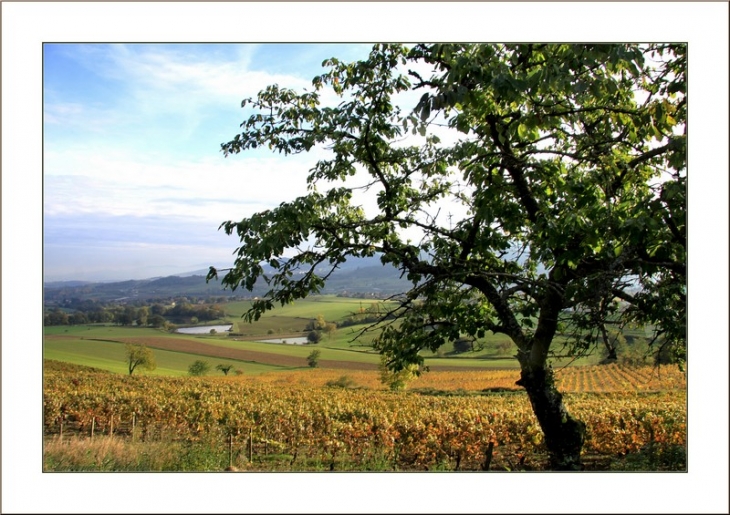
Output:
[
  {"xmin": 315, "ymin": 314, "xmax": 327, "ymax": 330},
  {"xmin": 188, "ymin": 360, "xmax": 211, "ymax": 376},
  {"xmin": 306, "ymin": 330, "xmax": 322, "ymax": 344},
  {"xmin": 453, "ymin": 337, "xmax": 474, "ymax": 354},
  {"xmin": 136, "ymin": 306, "xmax": 149, "ymax": 327},
  {"xmin": 209, "ymin": 44, "xmax": 686, "ymax": 469},
  {"xmin": 324, "ymin": 322, "xmax": 338, "ymax": 340},
  {"xmin": 126, "ymin": 343, "xmax": 157, "ymax": 376},
  {"xmin": 149, "ymin": 314, "xmax": 167, "ymax": 329},
  {"xmin": 306, "ymin": 314, "xmax": 328, "ymax": 331},
  {"xmin": 307, "ymin": 350, "xmax": 321, "ymax": 368},
  {"xmin": 216, "ymin": 364, "xmax": 234, "ymax": 375},
  {"xmin": 68, "ymin": 312, "xmax": 89, "ymax": 326},
  {"xmin": 151, "ymin": 303, "xmax": 166, "ymax": 316},
  {"xmin": 47, "ymin": 308, "xmax": 69, "ymax": 326},
  {"xmin": 116, "ymin": 306, "xmax": 136, "ymax": 326},
  {"xmin": 378, "ymin": 354, "xmax": 419, "ymax": 391}
]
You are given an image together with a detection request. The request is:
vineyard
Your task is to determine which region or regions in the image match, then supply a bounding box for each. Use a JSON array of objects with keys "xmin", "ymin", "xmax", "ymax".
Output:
[
  {"xmin": 246, "ymin": 363, "xmax": 687, "ymax": 393},
  {"xmin": 43, "ymin": 360, "xmax": 686, "ymax": 471}
]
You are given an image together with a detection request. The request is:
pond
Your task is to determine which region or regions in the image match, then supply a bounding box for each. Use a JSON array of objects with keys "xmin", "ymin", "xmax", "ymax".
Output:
[
  {"xmin": 256, "ymin": 337, "xmax": 310, "ymax": 345},
  {"xmin": 176, "ymin": 324, "xmax": 233, "ymax": 334}
]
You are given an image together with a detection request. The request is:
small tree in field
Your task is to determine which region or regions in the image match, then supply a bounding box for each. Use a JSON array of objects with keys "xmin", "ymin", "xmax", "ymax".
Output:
[
  {"xmin": 307, "ymin": 350, "xmax": 321, "ymax": 368},
  {"xmin": 209, "ymin": 43, "xmax": 685, "ymax": 469},
  {"xmin": 453, "ymin": 338, "xmax": 475, "ymax": 354},
  {"xmin": 126, "ymin": 344, "xmax": 156, "ymax": 376},
  {"xmin": 216, "ymin": 364, "xmax": 234, "ymax": 375},
  {"xmin": 188, "ymin": 360, "xmax": 211, "ymax": 376},
  {"xmin": 324, "ymin": 322, "xmax": 338, "ymax": 340}
]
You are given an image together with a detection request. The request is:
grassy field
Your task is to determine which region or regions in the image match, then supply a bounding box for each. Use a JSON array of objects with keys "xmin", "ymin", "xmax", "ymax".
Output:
[
  {"xmin": 223, "ymin": 296, "xmax": 382, "ymax": 321},
  {"xmin": 44, "ymin": 295, "xmax": 611, "ymax": 376},
  {"xmin": 44, "ymin": 336, "xmax": 292, "ymax": 376}
]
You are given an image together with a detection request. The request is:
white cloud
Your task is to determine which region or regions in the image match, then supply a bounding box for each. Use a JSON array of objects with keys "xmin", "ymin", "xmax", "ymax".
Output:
[{"xmin": 44, "ymin": 147, "xmax": 316, "ymax": 220}]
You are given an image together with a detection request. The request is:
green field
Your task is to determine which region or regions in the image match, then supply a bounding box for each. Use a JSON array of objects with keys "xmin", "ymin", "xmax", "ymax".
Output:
[
  {"xmin": 43, "ymin": 337, "xmax": 291, "ymax": 377},
  {"xmin": 44, "ymin": 295, "xmax": 609, "ymax": 375},
  {"xmin": 223, "ymin": 296, "xmax": 381, "ymax": 320}
]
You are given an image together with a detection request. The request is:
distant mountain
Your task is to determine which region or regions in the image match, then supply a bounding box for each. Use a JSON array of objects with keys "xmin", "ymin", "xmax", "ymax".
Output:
[
  {"xmin": 44, "ymin": 280, "xmax": 96, "ymax": 289},
  {"xmin": 43, "ymin": 255, "xmax": 412, "ymax": 304}
]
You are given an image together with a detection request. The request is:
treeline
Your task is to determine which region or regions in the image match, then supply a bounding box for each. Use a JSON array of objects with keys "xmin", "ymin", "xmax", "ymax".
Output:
[
  {"xmin": 335, "ymin": 302, "xmax": 397, "ymax": 329},
  {"xmin": 43, "ymin": 299, "xmax": 226, "ymax": 328}
]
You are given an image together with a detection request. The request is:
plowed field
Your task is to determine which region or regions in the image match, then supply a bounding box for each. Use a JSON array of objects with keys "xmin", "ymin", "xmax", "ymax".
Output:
[
  {"xmin": 54, "ymin": 334, "xmax": 493, "ymax": 372},
  {"xmin": 112, "ymin": 336, "xmax": 379, "ymax": 370}
]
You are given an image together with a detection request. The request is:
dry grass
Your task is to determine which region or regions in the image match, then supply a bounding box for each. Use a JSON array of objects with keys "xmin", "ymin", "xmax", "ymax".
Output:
[{"xmin": 43, "ymin": 436, "xmax": 181, "ymax": 471}]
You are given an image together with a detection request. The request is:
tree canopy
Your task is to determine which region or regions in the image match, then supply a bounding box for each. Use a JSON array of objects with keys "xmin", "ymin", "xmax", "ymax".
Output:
[
  {"xmin": 126, "ymin": 343, "xmax": 157, "ymax": 376},
  {"xmin": 210, "ymin": 44, "xmax": 686, "ymax": 468}
]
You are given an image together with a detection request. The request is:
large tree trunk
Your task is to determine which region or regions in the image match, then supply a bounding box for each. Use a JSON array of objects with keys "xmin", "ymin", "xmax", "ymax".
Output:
[{"xmin": 516, "ymin": 366, "xmax": 586, "ymax": 470}]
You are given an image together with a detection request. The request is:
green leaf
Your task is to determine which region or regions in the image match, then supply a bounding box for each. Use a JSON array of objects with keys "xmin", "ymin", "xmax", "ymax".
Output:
[
  {"xmin": 218, "ymin": 43, "xmax": 686, "ymax": 414},
  {"xmin": 655, "ymin": 103, "xmax": 665, "ymax": 125}
]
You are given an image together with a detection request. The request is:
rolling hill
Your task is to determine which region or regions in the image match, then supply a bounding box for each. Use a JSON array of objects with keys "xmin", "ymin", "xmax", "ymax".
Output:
[{"xmin": 44, "ymin": 255, "xmax": 412, "ymax": 304}]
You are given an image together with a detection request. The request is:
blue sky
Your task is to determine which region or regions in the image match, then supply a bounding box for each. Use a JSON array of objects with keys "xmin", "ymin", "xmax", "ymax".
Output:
[{"xmin": 43, "ymin": 43, "xmax": 374, "ymax": 281}]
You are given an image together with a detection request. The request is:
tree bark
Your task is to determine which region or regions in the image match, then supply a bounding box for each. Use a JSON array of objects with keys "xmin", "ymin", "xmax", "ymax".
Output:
[{"xmin": 516, "ymin": 366, "xmax": 586, "ymax": 470}]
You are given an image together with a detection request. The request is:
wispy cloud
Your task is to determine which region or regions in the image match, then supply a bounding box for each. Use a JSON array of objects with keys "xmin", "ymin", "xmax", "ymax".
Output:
[
  {"xmin": 43, "ymin": 43, "xmax": 372, "ymax": 280},
  {"xmin": 43, "ymin": 147, "xmax": 316, "ymax": 220}
]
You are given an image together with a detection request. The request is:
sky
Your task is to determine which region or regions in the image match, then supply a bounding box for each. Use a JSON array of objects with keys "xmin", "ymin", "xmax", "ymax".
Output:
[{"xmin": 43, "ymin": 43, "xmax": 378, "ymax": 282}]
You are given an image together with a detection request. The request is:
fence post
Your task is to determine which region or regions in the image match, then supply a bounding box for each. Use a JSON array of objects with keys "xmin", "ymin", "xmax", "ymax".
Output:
[
  {"xmin": 132, "ymin": 413, "xmax": 136, "ymax": 442},
  {"xmin": 249, "ymin": 427, "xmax": 253, "ymax": 463},
  {"xmin": 109, "ymin": 415, "xmax": 114, "ymax": 436},
  {"xmin": 229, "ymin": 434, "xmax": 234, "ymax": 468},
  {"xmin": 482, "ymin": 441, "xmax": 495, "ymax": 471},
  {"xmin": 91, "ymin": 417, "xmax": 95, "ymax": 440},
  {"xmin": 59, "ymin": 415, "xmax": 64, "ymax": 441}
]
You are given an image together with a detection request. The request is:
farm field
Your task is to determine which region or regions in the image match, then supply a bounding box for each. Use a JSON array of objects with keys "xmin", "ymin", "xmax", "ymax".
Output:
[
  {"xmin": 44, "ymin": 295, "xmax": 608, "ymax": 375},
  {"xmin": 43, "ymin": 360, "xmax": 687, "ymax": 472},
  {"xmin": 43, "ymin": 296, "xmax": 685, "ymax": 472},
  {"xmin": 43, "ymin": 337, "xmax": 288, "ymax": 376}
]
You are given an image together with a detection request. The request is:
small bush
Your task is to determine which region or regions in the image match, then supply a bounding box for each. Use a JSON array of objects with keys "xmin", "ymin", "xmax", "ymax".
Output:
[
  {"xmin": 611, "ymin": 443, "xmax": 686, "ymax": 471},
  {"xmin": 325, "ymin": 375, "xmax": 357, "ymax": 389},
  {"xmin": 188, "ymin": 360, "xmax": 211, "ymax": 376},
  {"xmin": 453, "ymin": 338, "xmax": 474, "ymax": 354},
  {"xmin": 378, "ymin": 354, "xmax": 419, "ymax": 391},
  {"xmin": 495, "ymin": 341, "xmax": 513, "ymax": 355}
]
